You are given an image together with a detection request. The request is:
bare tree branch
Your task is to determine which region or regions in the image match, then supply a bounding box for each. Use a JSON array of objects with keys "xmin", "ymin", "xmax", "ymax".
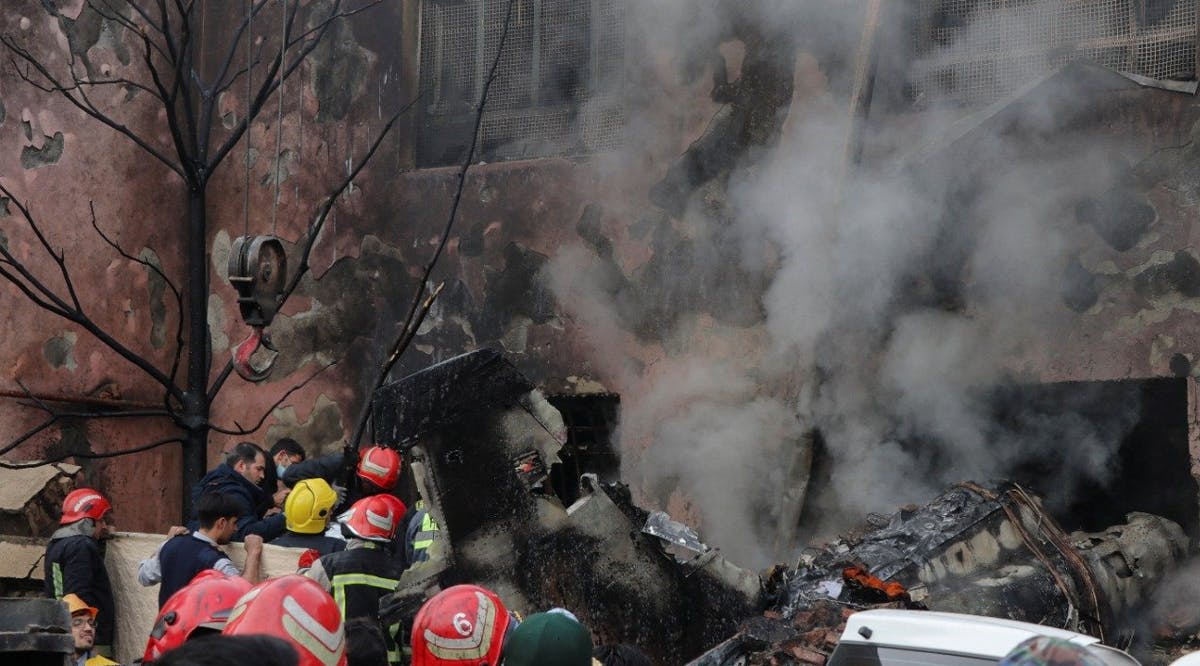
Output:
[
  {"xmin": 0, "ymin": 435, "xmax": 185, "ymax": 469},
  {"xmin": 89, "ymin": 202, "xmax": 187, "ymax": 391},
  {"xmin": 207, "ymin": 1, "xmax": 383, "ymax": 173},
  {"xmin": 208, "ymin": 361, "xmax": 335, "ymax": 435},
  {"xmin": 0, "ymin": 182, "xmax": 185, "ymax": 401},
  {"xmin": 1, "ymin": 37, "xmax": 185, "ymax": 178},
  {"xmin": 0, "ymin": 379, "xmax": 171, "ymax": 461},
  {"xmin": 347, "ymin": 0, "xmax": 518, "ymax": 450}
]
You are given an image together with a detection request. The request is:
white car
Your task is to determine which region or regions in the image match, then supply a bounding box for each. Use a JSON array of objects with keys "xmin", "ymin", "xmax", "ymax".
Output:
[{"xmin": 828, "ymin": 610, "xmax": 1139, "ymax": 666}]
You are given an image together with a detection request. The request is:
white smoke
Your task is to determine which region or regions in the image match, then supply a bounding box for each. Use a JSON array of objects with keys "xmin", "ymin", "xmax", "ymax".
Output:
[{"xmin": 543, "ymin": 0, "xmax": 1150, "ymax": 566}]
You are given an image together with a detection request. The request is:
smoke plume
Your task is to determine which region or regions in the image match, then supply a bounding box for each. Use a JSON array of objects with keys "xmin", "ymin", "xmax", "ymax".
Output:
[{"xmin": 543, "ymin": 0, "xmax": 1150, "ymax": 566}]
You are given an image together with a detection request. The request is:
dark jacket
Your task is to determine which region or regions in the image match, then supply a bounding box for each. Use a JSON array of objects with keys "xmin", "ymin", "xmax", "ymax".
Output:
[
  {"xmin": 189, "ymin": 463, "xmax": 285, "ymax": 541},
  {"xmin": 281, "ymin": 452, "xmax": 344, "ymax": 488},
  {"xmin": 270, "ymin": 530, "xmax": 346, "ymax": 556},
  {"xmin": 157, "ymin": 534, "xmax": 227, "ymax": 607},
  {"xmin": 281, "ymin": 452, "xmax": 364, "ymax": 514},
  {"xmin": 45, "ymin": 529, "xmax": 115, "ymax": 647}
]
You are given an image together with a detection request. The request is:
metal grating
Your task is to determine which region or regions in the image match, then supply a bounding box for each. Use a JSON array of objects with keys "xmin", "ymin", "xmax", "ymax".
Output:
[
  {"xmin": 417, "ymin": 0, "xmax": 626, "ymax": 167},
  {"xmin": 910, "ymin": 0, "xmax": 1197, "ymax": 106}
]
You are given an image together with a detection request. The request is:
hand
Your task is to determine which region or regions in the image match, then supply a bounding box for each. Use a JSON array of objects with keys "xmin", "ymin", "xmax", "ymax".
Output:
[
  {"xmin": 244, "ymin": 534, "xmax": 264, "ymax": 554},
  {"xmin": 331, "ymin": 484, "xmax": 347, "ymax": 507},
  {"xmin": 273, "ymin": 487, "xmax": 290, "ymax": 508},
  {"xmin": 264, "ymin": 507, "xmax": 282, "ymax": 517},
  {"xmin": 166, "ymin": 526, "xmax": 189, "ymax": 538}
]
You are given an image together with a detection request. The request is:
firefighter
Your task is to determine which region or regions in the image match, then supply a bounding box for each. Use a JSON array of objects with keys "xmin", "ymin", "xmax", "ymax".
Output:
[
  {"xmin": 223, "ymin": 574, "xmax": 349, "ymax": 666},
  {"xmin": 281, "ymin": 445, "xmax": 402, "ymax": 513},
  {"xmin": 409, "ymin": 584, "xmax": 515, "ymax": 666},
  {"xmin": 142, "ymin": 570, "xmax": 252, "ymax": 663},
  {"xmin": 403, "ymin": 499, "xmax": 440, "ymax": 567},
  {"xmin": 45, "ymin": 488, "xmax": 116, "ymax": 657},
  {"xmin": 63, "ymin": 593, "xmax": 118, "ymax": 666},
  {"xmin": 302, "ymin": 494, "xmax": 406, "ymax": 664},
  {"xmin": 270, "ymin": 477, "xmax": 345, "ymax": 556}
]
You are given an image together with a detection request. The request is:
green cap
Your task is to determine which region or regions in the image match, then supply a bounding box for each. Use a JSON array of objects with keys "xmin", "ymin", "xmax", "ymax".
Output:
[{"xmin": 502, "ymin": 612, "xmax": 592, "ymax": 666}]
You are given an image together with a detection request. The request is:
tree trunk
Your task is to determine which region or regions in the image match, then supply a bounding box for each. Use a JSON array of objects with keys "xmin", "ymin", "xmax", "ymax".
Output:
[{"xmin": 181, "ymin": 184, "xmax": 211, "ymax": 520}]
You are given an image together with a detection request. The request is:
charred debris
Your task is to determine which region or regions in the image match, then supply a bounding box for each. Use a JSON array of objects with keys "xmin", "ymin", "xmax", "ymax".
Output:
[{"xmin": 372, "ymin": 349, "xmax": 1193, "ymax": 665}]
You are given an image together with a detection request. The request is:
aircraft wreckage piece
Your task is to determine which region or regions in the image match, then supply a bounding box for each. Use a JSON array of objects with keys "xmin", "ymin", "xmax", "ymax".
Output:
[
  {"xmin": 373, "ymin": 349, "xmax": 762, "ymax": 664},
  {"xmin": 689, "ymin": 482, "xmax": 1188, "ymax": 665}
]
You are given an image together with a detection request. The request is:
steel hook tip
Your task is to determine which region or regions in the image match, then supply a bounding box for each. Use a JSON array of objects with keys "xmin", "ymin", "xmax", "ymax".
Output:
[{"xmin": 233, "ymin": 327, "xmax": 279, "ymax": 382}]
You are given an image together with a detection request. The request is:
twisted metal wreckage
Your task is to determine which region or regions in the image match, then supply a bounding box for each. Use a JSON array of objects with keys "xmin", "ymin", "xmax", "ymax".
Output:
[{"xmin": 368, "ymin": 349, "xmax": 1191, "ymax": 665}]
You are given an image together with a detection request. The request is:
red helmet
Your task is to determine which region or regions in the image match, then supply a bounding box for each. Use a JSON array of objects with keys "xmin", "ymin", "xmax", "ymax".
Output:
[
  {"xmin": 356, "ymin": 446, "xmax": 401, "ymax": 490},
  {"xmin": 373, "ymin": 493, "xmax": 408, "ymax": 521},
  {"xmin": 340, "ymin": 494, "xmax": 400, "ymax": 542},
  {"xmin": 411, "ymin": 585, "xmax": 513, "ymax": 666},
  {"xmin": 223, "ymin": 574, "xmax": 347, "ymax": 666},
  {"xmin": 142, "ymin": 570, "xmax": 252, "ymax": 662},
  {"xmin": 60, "ymin": 488, "xmax": 112, "ymax": 525}
]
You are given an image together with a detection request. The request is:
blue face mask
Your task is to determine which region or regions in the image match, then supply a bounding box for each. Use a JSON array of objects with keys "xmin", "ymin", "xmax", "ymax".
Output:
[{"xmin": 276, "ymin": 464, "xmax": 288, "ymax": 478}]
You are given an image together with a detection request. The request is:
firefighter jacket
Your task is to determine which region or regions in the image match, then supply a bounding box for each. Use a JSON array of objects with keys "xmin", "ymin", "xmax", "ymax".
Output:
[
  {"xmin": 403, "ymin": 503, "xmax": 440, "ymax": 566},
  {"xmin": 45, "ymin": 525, "xmax": 115, "ymax": 648},
  {"xmin": 303, "ymin": 540, "xmax": 406, "ymax": 664}
]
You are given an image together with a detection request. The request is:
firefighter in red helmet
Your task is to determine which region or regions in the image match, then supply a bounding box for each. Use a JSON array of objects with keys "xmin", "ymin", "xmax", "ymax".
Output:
[
  {"xmin": 142, "ymin": 570, "xmax": 252, "ymax": 663},
  {"xmin": 45, "ymin": 488, "xmax": 117, "ymax": 657},
  {"xmin": 410, "ymin": 585, "xmax": 515, "ymax": 666},
  {"xmin": 223, "ymin": 574, "xmax": 348, "ymax": 666},
  {"xmin": 280, "ymin": 444, "xmax": 402, "ymax": 511},
  {"xmin": 302, "ymin": 494, "xmax": 407, "ymax": 664}
]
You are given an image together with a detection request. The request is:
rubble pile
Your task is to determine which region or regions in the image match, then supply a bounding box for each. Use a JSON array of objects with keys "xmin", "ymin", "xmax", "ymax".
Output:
[{"xmin": 689, "ymin": 481, "xmax": 1189, "ymax": 665}]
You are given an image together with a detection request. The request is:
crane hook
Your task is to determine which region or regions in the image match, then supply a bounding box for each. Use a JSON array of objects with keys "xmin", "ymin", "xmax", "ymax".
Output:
[{"xmin": 233, "ymin": 327, "xmax": 279, "ymax": 382}]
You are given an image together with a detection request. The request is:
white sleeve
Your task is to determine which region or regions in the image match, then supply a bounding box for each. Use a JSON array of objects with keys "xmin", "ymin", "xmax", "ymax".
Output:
[
  {"xmin": 213, "ymin": 558, "xmax": 241, "ymax": 577},
  {"xmin": 137, "ymin": 539, "xmax": 172, "ymax": 586},
  {"xmin": 136, "ymin": 554, "xmax": 161, "ymax": 586}
]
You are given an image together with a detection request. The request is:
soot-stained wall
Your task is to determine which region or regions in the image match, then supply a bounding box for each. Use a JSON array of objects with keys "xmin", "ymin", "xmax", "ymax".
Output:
[{"xmin": 2, "ymin": 0, "xmax": 1200, "ymax": 537}]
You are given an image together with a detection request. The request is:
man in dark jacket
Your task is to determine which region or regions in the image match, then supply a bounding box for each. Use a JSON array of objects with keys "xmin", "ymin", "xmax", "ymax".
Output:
[
  {"xmin": 45, "ymin": 488, "xmax": 116, "ymax": 656},
  {"xmin": 189, "ymin": 442, "xmax": 285, "ymax": 541}
]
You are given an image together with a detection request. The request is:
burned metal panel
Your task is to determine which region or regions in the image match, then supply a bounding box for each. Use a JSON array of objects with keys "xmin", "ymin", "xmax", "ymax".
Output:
[
  {"xmin": 0, "ymin": 598, "xmax": 73, "ymax": 666},
  {"xmin": 376, "ymin": 351, "xmax": 762, "ymax": 663}
]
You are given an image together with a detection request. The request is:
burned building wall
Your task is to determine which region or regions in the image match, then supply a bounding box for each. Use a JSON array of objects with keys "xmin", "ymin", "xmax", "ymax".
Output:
[{"xmin": 1, "ymin": 0, "xmax": 1200, "ymax": 561}]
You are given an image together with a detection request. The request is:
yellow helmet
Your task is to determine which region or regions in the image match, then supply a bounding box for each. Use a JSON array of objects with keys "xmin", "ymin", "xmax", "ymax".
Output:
[{"xmin": 284, "ymin": 478, "xmax": 337, "ymax": 534}]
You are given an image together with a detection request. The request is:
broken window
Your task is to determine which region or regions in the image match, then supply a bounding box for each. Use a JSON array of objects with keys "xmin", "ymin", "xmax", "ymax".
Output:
[
  {"xmin": 909, "ymin": 0, "xmax": 1198, "ymax": 106},
  {"xmin": 545, "ymin": 393, "xmax": 620, "ymax": 505},
  {"xmin": 416, "ymin": 0, "xmax": 626, "ymax": 167}
]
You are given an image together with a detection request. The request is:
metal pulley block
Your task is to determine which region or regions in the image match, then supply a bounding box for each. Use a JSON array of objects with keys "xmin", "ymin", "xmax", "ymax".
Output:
[
  {"xmin": 228, "ymin": 235, "xmax": 287, "ymax": 327},
  {"xmin": 228, "ymin": 235, "xmax": 286, "ymax": 382}
]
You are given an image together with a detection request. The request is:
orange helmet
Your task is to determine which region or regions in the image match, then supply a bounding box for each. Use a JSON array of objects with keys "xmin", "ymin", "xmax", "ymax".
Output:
[
  {"xmin": 356, "ymin": 446, "xmax": 401, "ymax": 490},
  {"xmin": 60, "ymin": 488, "xmax": 112, "ymax": 525},
  {"xmin": 142, "ymin": 570, "xmax": 252, "ymax": 662},
  {"xmin": 340, "ymin": 494, "xmax": 400, "ymax": 543},
  {"xmin": 223, "ymin": 574, "xmax": 347, "ymax": 666},
  {"xmin": 411, "ymin": 585, "xmax": 513, "ymax": 666}
]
